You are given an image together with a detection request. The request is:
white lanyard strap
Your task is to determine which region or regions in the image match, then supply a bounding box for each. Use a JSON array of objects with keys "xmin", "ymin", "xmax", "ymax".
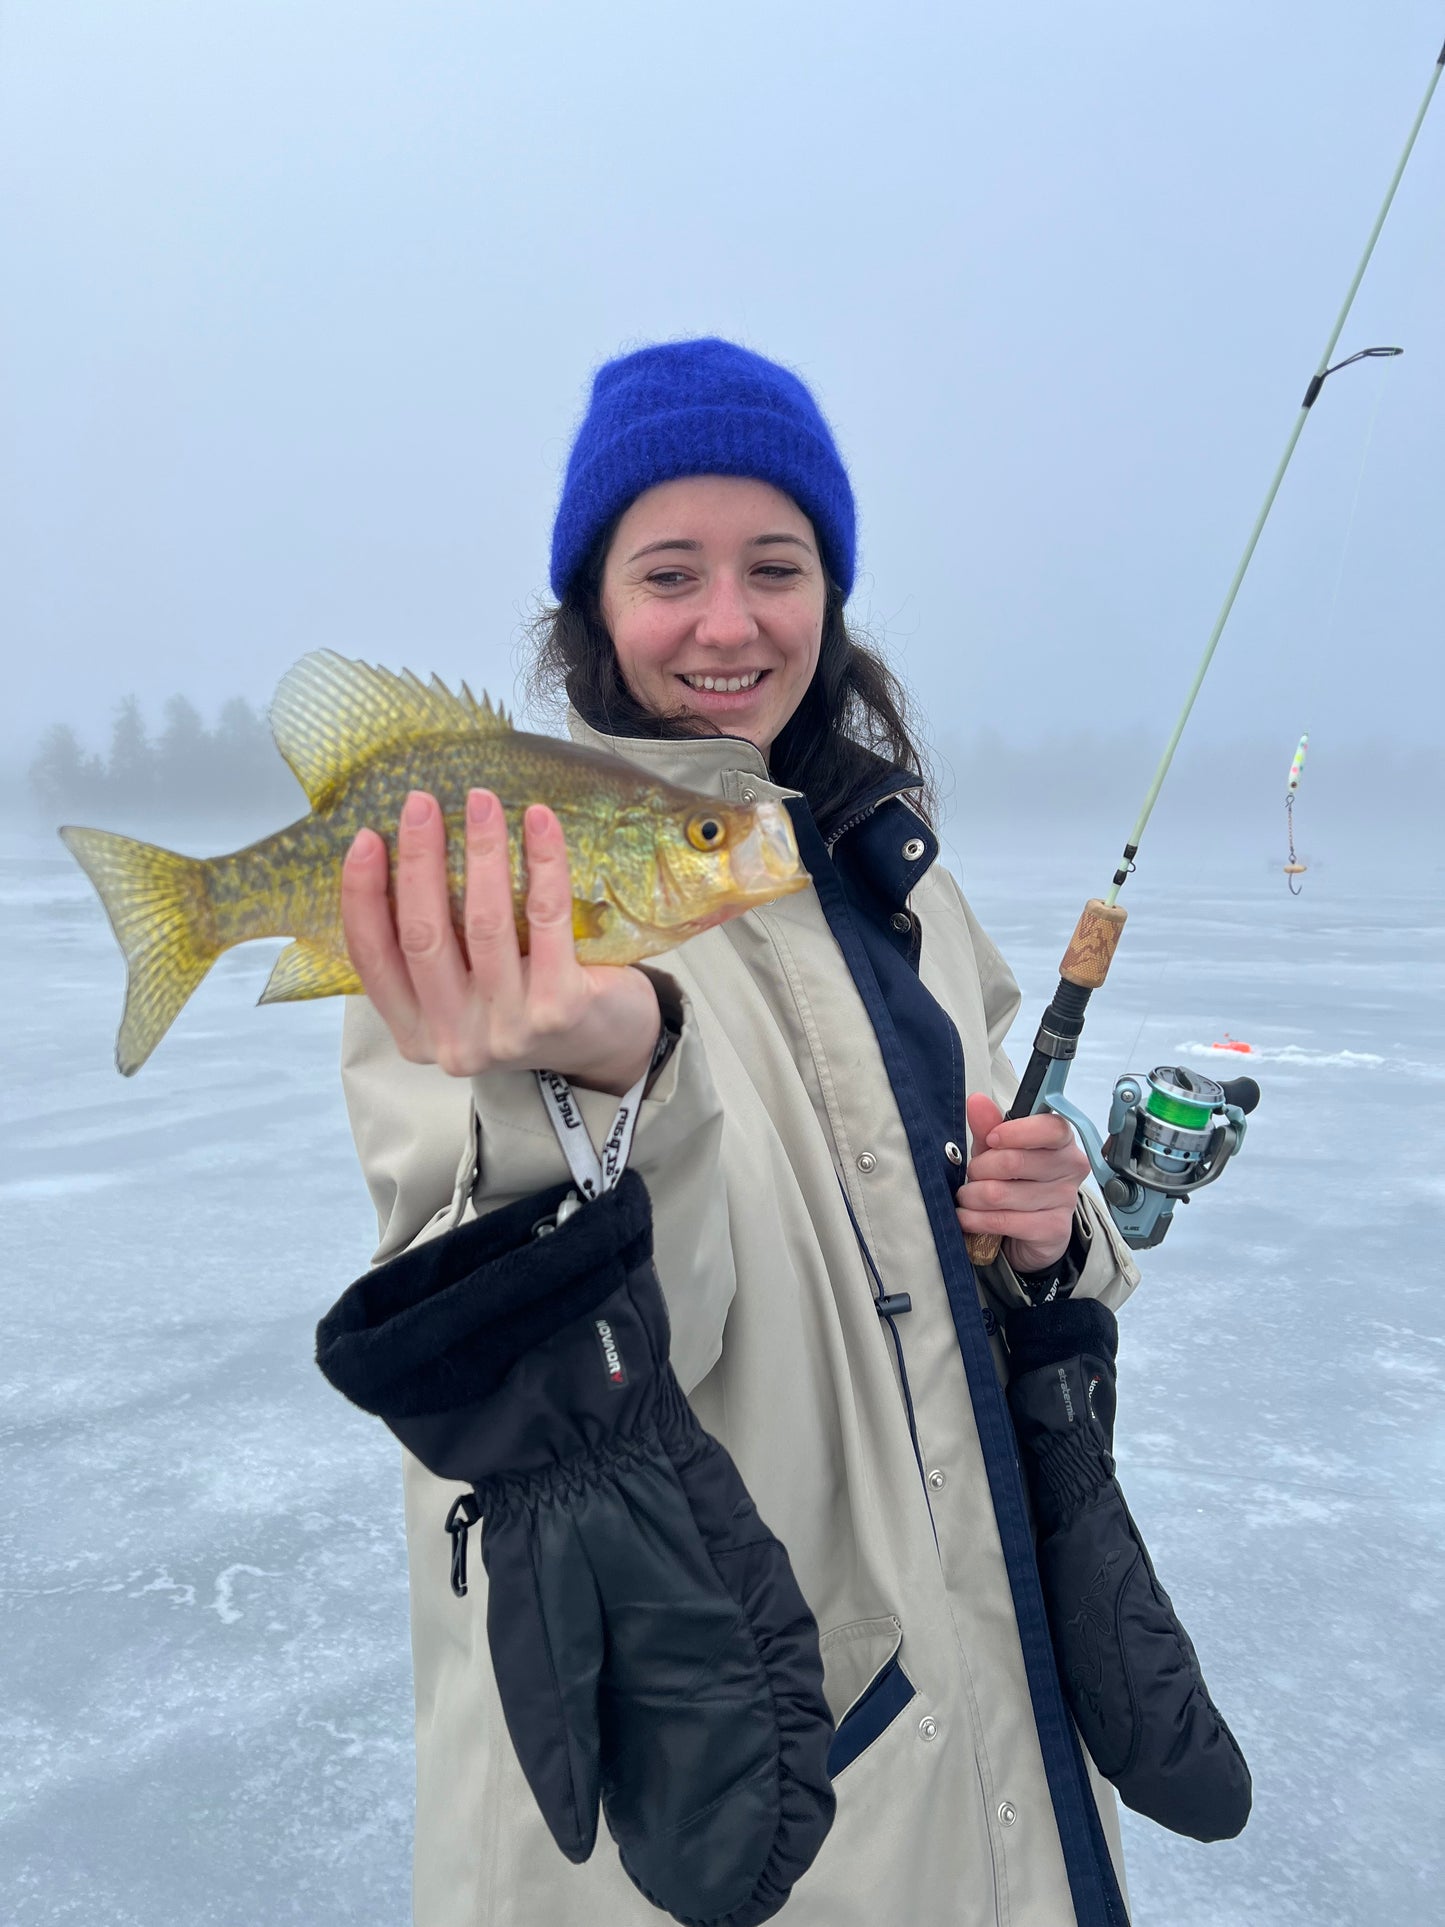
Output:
[{"xmin": 535, "ymin": 1064, "xmax": 649, "ymax": 1200}]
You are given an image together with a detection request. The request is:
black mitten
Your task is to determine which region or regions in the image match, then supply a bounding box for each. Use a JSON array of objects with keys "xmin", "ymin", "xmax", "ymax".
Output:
[
  {"xmin": 1006, "ymin": 1297, "xmax": 1252, "ymax": 1843},
  {"xmin": 316, "ymin": 1171, "xmax": 835, "ymax": 1927}
]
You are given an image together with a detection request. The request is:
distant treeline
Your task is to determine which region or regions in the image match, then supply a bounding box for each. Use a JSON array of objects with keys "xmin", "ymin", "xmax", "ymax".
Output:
[
  {"xmin": 29, "ymin": 694, "xmax": 304, "ymax": 819},
  {"xmin": 23, "ymin": 697, "xmax": 1430, "ymax": 857}
]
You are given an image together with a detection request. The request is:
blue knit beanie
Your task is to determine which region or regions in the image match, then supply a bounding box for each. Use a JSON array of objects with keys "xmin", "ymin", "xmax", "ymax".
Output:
[{"xmin": 549, "ymin": 338, "xmax": 856, "ymax": 601}]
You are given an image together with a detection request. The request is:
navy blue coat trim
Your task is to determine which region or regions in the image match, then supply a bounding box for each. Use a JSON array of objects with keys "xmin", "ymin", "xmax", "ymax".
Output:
[
  {"xmin": 827, "ymin": 1657, "xmax": 916, "ymax": 1777},
  {"xmin": 788, "ymin": 802, "xmax": 1130, "ymax": 1927}
]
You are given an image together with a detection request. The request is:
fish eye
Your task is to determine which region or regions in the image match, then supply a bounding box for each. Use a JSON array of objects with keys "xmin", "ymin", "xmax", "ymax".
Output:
[{"xmin": 686, "ymin": 814, "xmax": 727, "ymax": 853}]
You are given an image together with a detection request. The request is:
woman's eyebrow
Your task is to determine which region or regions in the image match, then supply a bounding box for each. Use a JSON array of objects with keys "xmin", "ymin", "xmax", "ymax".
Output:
[
  {"xmin": 625, "ymin": 532, "xmax": 815, "ymax": 562},
  {"xmin": 626, "ymin": 538, "xmax": 702, "ymax": 562}
]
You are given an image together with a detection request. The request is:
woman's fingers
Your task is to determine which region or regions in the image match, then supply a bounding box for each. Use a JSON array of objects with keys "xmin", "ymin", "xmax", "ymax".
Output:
[
  {"xmin": 347, "ymin": 797, "xmax": 654, "ymax": 1088},
  {"xmin": 958, "ymin": 1216, "xmax": 1072, "ymax": 1239},
  {"xmin": 968, "ymin": 1144, "xmax": 1089, "ymax": 1185},
  {"xmin": 392, "ymin": 791, "xmax": 474, "ymax": 1047},
  {"xmin": 955, "ymin": 1175, "xmax": 1083, "ymax": 1218},
  {"xmin": 968, "ymin": 1091, "xmax": 1077, "ymax": 1155},
  {"xmin": 981, "ymin": 1112, "xmax": 1082, "ymax": 1153},
  {"xmin": 965, "ymin": 1092, "xmax": 1088, "ymax": 1185},
  {"xmin": 521, "ymin": 805, "xmax": 583, "ymax": 1021},
  {"xmin": 958, "ymin": 1090, "xmax": 1085, "ymax": 1266},
  {"xmin": 955, "ymin": 1185, "xmax": 1076, "ymax": 1267},
  {"xmin": 462, "ymin": 789, "xmax": 524, "ymax": 1009},
  {"xmin": 342, "ymin": 828, "xmax": 425, "ymax": 1037}
]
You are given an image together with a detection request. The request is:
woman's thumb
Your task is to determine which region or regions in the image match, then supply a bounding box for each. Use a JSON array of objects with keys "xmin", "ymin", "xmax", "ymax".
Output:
[{"xmin": 966, "ymin": 1090, "xmax": 1004, "ymax": 1154}]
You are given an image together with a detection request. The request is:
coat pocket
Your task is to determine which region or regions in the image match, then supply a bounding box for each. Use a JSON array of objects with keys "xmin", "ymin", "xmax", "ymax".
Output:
[{"xmin": 819, "ymin": 1616, "xmax": 914, "ymax": 1778}]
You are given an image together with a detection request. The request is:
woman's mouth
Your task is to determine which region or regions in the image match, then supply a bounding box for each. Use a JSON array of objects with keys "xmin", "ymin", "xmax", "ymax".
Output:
[{"xmin": 677, "ymin": 669, "xmax": 767, "ymax": 695}]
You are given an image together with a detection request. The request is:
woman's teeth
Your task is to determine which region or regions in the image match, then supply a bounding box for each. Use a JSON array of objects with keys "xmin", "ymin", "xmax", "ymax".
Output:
[{"xmin": 680, "ymin": 671, "xmax": 763, "ymax": 693}]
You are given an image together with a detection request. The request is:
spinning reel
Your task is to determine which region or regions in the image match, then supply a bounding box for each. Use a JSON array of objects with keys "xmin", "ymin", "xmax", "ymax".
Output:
[
  {"xmin": 965, "ymin": 901, "xmax": 1265, "ymax": 1269},
  {"xmin": 1043, "ymin": 1064, "xmax": 1260, "ymax": 1251}
]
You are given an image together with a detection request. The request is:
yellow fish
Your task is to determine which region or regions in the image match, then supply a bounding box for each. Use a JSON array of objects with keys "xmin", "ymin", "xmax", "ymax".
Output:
[{"xmin": 61, "ymin": 650, "xmax": 810, "ymax": 1074}]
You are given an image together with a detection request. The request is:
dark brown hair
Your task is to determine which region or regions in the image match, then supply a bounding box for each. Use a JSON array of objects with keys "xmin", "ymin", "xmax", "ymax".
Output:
[{"xmin": 526, "ymin": 527, "xmax": 935, "ymax": 836}]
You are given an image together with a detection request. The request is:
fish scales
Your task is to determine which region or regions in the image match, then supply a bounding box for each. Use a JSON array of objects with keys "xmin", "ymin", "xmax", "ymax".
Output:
[
  {"xmin": 210, "ymin": 739, "xmax": 720, "ymax": 964},
  {"xmin": 60, "ymin": 651, "xmax": 810, "ymax": 1073}
]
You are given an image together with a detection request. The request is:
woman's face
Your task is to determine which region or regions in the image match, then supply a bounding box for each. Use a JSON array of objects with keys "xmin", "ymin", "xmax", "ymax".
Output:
[{"xmin": 598, "ymin": 475, "xmax": 827, "ymax": 757}]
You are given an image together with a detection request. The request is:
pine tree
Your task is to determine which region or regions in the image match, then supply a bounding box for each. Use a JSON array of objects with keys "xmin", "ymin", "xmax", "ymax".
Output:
[
  {"xmin": 157, "ymin": 694, "xmax": 210, "ymax": 803},
  {"xmin": 212, "ymin": 694, "xmax": 302, "ymax": 812},
  {"xmin": 29, "ymin": 724, "xmax": 103, "ymax": 813},
  {"xmin": 106, "ymin": 696, "xmax": 154, "ymax": 806},
  {"xmin": 212, "ymin": 696, "xmax": 269, "ymax": 809}
]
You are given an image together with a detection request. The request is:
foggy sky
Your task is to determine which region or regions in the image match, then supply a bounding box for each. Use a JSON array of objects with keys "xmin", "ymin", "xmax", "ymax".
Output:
[{"xmin": 2, "ymin": 1, "xmax": 1442, "ymax": 798}]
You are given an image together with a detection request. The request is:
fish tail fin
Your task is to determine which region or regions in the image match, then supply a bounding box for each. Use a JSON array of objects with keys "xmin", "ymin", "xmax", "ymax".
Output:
[{"xmin": 59, "ymin": 826, "xmax": 222, "ymax": 1074}]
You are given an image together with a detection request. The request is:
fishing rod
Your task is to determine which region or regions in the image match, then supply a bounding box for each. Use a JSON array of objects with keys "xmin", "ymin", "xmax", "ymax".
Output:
[{"xmin": 968, "ymin": 38, "xmax": 1443, "ymax": 1263}]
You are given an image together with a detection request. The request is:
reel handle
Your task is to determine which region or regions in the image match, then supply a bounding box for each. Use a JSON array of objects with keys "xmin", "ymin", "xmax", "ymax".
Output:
[
  {"xmin": 965, "ymin": 898, "xmax": 1128, "ymax": 1270},
  {"xmin": 1218, "ymin": 1076, "xmax": 1261, "ymax": 1115}
]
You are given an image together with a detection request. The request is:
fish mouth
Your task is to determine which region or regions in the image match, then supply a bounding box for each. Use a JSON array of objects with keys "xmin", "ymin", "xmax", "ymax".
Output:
[{"xmin": 723, "ymin": 800, "xmax": 810, "ymax": 907}]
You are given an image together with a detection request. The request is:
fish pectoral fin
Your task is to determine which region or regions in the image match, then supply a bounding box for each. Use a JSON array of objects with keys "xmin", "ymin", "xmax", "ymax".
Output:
[
  {"xmin": 517, "ymin": 898, "xmax": 608, "ymax": 954},
  {"xmin": 258, "ymin": 940, "xmax": 362, "ymax": 1005},
  {"xmin": 571, "ymin": 897, "xmax": 611, "ymax": 943}
]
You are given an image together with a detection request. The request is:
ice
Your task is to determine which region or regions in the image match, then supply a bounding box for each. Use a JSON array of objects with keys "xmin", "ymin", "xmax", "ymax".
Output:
[
  {"xmin": 3, "ymin": 826, "xmax": 1442, "ymax": 1925},
  {"xmin": 1175, "ymin": 1041, "xmax": 1387, "ymax": 1068}
]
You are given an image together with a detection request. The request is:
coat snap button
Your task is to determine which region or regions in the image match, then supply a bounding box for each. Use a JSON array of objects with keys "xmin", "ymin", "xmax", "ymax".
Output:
[
  {"xmin": 998, "ymin": 1801, "xmax": 1017, "ymax": 1826},
  {"xmin": 944, "ymin": 1140, "xmax": 963, "ymax": 1166},
  {"xmin": 927, "ymin": 1468, "xmax": 946, "ymax": 1490},
  {"xmin": 856, "ymin": 1152, "xmax": 877, "ymax": 1174},
  {"xmin": 902, "ymin": 837, "xmax": 926, "ymax": 861},
  {"xmin": 918, "ymin": 1716, "xmax": 939, "ymax": 1741},
  {"xmin": 740, "ymin": 787, "xmax": 758, "ymax": 803},
  {"xmin": 890, "ymin": 911, "xmax": 912, "ymax": 933}
]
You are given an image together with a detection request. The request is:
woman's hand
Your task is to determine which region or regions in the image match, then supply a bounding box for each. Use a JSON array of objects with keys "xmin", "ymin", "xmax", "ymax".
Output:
[
  {"xmin": 341, "ymin": 788, "xmax": 662, "ymax": 1097},
  {"xmin": 954, "ymin": 1091, "xmax": 1090, "ymax": 1274}
]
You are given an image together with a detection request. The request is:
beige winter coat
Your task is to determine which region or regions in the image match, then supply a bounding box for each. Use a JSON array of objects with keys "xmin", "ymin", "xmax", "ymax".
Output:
[{"xmin": 340, "ymin": 720, "xmax": 1141, "ymax": 1927}]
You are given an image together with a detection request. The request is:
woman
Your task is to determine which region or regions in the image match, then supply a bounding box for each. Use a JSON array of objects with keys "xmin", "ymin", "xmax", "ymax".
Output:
[{"xmin": 338, "ymin": 338, "xmax": 1140, "ymax": 1926}]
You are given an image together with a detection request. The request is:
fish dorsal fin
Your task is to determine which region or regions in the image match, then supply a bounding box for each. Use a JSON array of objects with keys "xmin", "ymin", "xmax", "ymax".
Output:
[{"xmin": 269, "ymin": 650, "xmax": 512, "ymax": 810}]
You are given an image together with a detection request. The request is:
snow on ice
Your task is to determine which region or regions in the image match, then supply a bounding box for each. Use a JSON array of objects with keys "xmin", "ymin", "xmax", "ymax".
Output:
[{"xmin": 3, "ymin": 829, "xmax": 1442, "ymax": 1926}]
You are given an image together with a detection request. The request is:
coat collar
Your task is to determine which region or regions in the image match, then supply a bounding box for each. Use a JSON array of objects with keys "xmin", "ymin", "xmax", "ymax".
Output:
[
  {"xmin": 566, "ymin": 710, "xmax": 791, "ymax": 807},
  {"xmin": 564, "ymin": 709, "xmax": 926, "ymax": 851}
]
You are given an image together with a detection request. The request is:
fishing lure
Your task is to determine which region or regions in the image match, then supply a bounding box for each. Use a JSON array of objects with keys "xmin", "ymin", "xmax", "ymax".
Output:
[{"xmin": 1285, "ymin": 732, "xmax": 1309, "ymax": 894}]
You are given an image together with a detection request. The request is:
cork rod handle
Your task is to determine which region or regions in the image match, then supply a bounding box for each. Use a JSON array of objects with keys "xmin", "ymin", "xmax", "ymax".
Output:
[{"xmin": 963, "ymin": 899, "xmax": 1128, "ymax": 1271}]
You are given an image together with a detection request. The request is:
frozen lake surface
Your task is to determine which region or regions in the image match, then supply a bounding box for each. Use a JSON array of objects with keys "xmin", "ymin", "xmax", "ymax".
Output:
[{"xmin": 3, "ymin": 822, "xmax": 1442, "ymax": 1926}]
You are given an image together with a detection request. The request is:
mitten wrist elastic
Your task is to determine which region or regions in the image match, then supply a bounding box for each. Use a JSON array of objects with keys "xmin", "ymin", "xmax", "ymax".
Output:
[
  {"xmin": 1006, "ymin": 1298, "xmax": 1119, "ymax": 1534},
  {"xmin": 316, "ymin": 1172, "xmax": 653, "ymax": 1424}
]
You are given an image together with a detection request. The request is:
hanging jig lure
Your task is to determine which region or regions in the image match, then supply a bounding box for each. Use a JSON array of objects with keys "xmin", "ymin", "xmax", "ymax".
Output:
[{"xmin": 1284, "ymin": 732, "xmax": 1309, "ymax": 893}]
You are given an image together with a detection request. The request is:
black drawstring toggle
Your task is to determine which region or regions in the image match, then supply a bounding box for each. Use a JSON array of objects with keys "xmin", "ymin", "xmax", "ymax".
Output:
[{"xmin": 447, "ymin": 1492, "xmax": 483, "ymax": 1597}]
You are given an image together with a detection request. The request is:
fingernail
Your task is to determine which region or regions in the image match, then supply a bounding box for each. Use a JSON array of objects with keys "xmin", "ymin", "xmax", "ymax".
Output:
[
  {"xmin": 987, "ymin": 1132, "xmax": 1000, "ymax": 1147},
  {"xmin": 345, "ymin": 831, "xmax": 372, "ymax": 867},
  {"xmin": 467, "ymin": 789, "xmax": 494, "ymax": 826},
  {"xmin": 404, "ymin": 792, "xmax": 431, "ymax": 827},
  {"xmin": 524, "ymin": 804, "xmax": 549, "ymax": 835}
]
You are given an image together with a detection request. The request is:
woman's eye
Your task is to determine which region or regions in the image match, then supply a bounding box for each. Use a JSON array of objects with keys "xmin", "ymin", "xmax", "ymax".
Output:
[
  {"xmin": 754, "ymin": 564, "xmax": 803, "ymax": 581},
  {"xmin": 646, "ymin": 570, "xmax": 692, "ymax": 588}
]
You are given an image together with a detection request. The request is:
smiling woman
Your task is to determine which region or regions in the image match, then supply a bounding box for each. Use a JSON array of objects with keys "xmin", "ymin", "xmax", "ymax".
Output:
[{"xmin": 332, "ymin": 336, "xmax": 1154, "ymax": 1927}]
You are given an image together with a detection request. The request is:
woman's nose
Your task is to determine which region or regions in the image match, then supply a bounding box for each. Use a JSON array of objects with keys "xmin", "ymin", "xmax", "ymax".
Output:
[{"xmin": 694, "ymin": 572, "xmax": 759, "ymax": 647}]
